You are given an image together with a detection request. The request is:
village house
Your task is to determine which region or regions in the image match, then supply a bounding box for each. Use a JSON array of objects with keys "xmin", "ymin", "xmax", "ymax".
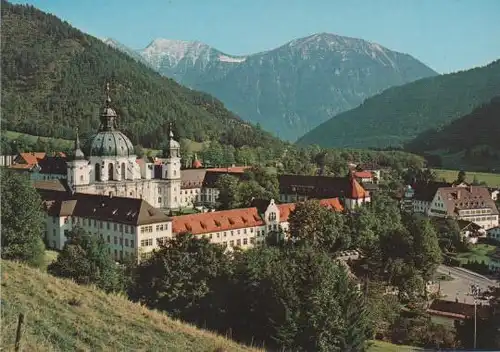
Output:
[
  {"xmin": 427, "ymin": 299, "xmax": 490, "ymax": 327},
  {"xmin": 427, "ymin": 186, "xmax": 499, "ymax": 230},
  {"xmin": 403, "ymin": 181, "xmax": 452, "ymax": 214},
  {"xmin": 487, "ymin": 226, "xmax": 500, "ymax": 243},
  {"xmin": 8, "ymin": 152, "xmax": 67, "ymax": 181},
  {"xmin": 278, "ymin": 174, "xmax": 370, "ymax": 210}
]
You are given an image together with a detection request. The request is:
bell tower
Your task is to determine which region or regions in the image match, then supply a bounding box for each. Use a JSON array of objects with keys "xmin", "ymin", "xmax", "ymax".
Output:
[
  {"xmin": 162, "ymin": 123, "xmax": 181, "ymax": 209},
  {"xmin": 67, "ymin": 127, "xmax": 90, "ymax": 192}
]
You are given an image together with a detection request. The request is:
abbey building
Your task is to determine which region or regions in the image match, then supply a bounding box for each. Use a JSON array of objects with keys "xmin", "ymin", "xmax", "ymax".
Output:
[{"xmin": 66, "ymin": 85, "xmax": 182, "ymax": 211}]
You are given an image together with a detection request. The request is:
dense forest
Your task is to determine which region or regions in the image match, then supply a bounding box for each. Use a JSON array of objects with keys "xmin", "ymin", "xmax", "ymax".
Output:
[
  {"xmin": 297, "ymin": 59, "xmax": 500, "ymax": 149},
  {"xmin": 406, "ymin": 96, "xmax": 500, "ymax": 170},
  {"xmin": 0, "ymin": 1, "xmax": 284, "ymax": 152}
]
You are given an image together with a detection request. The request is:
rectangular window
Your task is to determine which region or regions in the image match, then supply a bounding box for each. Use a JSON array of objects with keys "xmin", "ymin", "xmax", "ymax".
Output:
[
  {"xmin": 125, "ymin": 238, "xmax": 129, "ymax": 246},
  {"xmin": 107, "ymin": 235, "xmax": 110, "ymax": 243},
  {"xmin": 119, "ymin": 224, "xmax": 123, "ymax": 232},
  {"xmin": 114, "ymin": 236, "xmax": 117, "ymax": 245},
  {"xmin": 131, "ymin": 240, "xmax": 135, "ymax": 248},
  {"xmin": 119, "ymin": 238, "xmax": 123, "ymax": 245},
  {"xmin": 107, "ymin": 222, "xmax": 110, "ymax": 230},
  {"xmin": 230, "ymin": 240, "xmax": 234, "ymax": 247},
  {"xmin": 114, "ymin": 249, "xmax": 117, "ymax": 260},
  {"xmin": 114, "ymin": 223, "xmax": 118, "ymax": 231},
  {"xmin": 52, "ymin": 229, "xmax": 56, "ymax": 237},
  {"xmin": 243, "ymin": 238, "xmax": 248, "ymax": 245},
  {"xmin": 236, "ymin": 239, "xmax": 241, "ymax": 246},
  {"xmin": 99, "ymin": 221, "xmax": 103, "ymax": 229},
  {"xmin": 52, "ymin": 217, "xmax": 56, "ymax": 224}
]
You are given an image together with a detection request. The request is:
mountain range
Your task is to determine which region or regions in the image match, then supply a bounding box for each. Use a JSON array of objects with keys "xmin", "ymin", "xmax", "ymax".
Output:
[
  {"xmin": 0, "ymin": 1, "xmax": 283, "ymax": 153},
  {"xmin": 297, "ymin": 59, "xmax": 500, "ymax": 150},
  {"xmin": 104, "ymin": 34, "xmax": 437, "ymax": 141}
]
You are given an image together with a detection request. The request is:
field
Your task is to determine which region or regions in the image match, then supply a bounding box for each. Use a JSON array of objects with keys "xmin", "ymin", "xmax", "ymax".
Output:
[
  {"xmin": 456, "ymin": 243, "xmax": 497, "ymax": 264},
  {"xmin": 3, "ymin": 130, "xmax": 206, "ymax": 156},
  {"xmin": 1, "ymin": 259, "xmax": 258, "ymax": 352},
  {"xmin": 434, "ymin": 168, "xmax": 500, "ymax": 187}
]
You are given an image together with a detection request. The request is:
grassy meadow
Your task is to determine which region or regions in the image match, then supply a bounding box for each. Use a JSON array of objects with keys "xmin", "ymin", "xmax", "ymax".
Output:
[
  {"xmin": 1, "ymin": 259, "xmax": 259, "ymax": 352},
  {"xmin": 434, "ymin": 168, "xmax": 500, "ymax": 187}
]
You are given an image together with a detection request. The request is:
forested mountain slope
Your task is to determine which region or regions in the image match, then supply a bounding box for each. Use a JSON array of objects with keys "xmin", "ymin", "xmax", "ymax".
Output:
[
  {"xmin": 0, "ymin": 1, "xmax": 284, "ymax": 152},
  {"xmin": 297, "ymin": 59, "xmax": 500, "ymax": 149},
  {"xmin": 406, "ymin": 96, "xmax": 500, "ymax": 170}
]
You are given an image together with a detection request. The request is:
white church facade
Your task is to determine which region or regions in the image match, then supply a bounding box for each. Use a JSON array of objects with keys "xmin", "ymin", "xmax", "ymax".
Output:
[{"xmin": 66, "ymin": 84, "xmax": 182, "ymax": 211}]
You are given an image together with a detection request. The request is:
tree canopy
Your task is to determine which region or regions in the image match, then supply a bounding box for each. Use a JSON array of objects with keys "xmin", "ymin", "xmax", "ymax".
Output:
[{"xmin": 1, "ymin": 169, "xmax": 45, "ymax": 267}]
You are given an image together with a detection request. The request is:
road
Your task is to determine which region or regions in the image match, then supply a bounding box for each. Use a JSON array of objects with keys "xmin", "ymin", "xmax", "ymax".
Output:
[{"xmin": 436, "ymin": 264, "xmax": 498, "ymax": 304}]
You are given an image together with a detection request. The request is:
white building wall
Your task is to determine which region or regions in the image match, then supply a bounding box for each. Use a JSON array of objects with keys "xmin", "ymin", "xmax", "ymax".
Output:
[
  {"xmin": 44, "ymin": 214, "xmax": 173, "ymax": 261},
  {"xmin": 428, "ymin": 191, "xmax": 499, "ymax": 229}
]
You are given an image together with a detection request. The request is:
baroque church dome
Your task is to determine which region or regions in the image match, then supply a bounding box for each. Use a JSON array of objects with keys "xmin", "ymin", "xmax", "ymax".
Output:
[{"xmin": 85, "ymin": 84, "xmax": 135, "ymax": 157}]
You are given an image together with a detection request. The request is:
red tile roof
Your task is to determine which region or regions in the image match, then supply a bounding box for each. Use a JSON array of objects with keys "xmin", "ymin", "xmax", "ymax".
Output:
[
  {"xmin": 18, "ymin": 152, "xmax": 46, "ymax": 165},
  {"xmin": 192, "ymin": 159, "xmax": 203, "ymax": 168},
  {"xmin": 172, "ymin": 198, "xmax": 344, "ymax": 235},
  {"xmin": 350, "ymin": 177, "xmax": 370, "ymax": 199},
  {"xmin": 173, "ymin": 208, "xmax": 264, "ymax": 235},
  {"xmin": 354, "ymin": 171, "xmax": 373, "ymax": 179},
  {"xmin": 277, "ymin": 198, "xmax": 344, "ymax": 221},
  {"xmin": 206, "ymin": 166, "xmax": 251, "ymax": 173}
]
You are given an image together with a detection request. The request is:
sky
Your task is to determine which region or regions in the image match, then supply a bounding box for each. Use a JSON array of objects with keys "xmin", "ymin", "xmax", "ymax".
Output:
[{"xmin": 11, "ymin": 0, "xmax": 500, "ymax": 74}]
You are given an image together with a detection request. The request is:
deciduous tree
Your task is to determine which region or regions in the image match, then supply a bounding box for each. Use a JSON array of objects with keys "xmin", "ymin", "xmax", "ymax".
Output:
[
  {"xmin": 48, "ymin": 226, "xmax": 123, "ymax": 292},
  {"xmin": 1, "ymin": 170, "xmax": 45, "ymax": 267}
]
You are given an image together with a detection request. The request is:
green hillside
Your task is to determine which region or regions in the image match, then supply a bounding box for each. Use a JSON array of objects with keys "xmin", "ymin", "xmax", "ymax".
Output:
[
  {"xmin": 1, "ymin": 259, "xmax": 258, "ymax": 352},
  {"xmin": 406, "ymin": 96, "xmax": 500, "ymax": 171},
  {"xmin": 1, "ymin": 258, "xmax": 417, "ymax": 352},
  {"xmin": 297, "ymin": 59, "xmax": 500, "ymax": 149},
  {"xmin": 0, "ymin": 1, "xmax": 284, "ymax": 152}
]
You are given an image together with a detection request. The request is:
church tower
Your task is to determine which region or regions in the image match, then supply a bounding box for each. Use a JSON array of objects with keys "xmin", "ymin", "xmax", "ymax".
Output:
[
  {"xmin": 162, "ymin": 123, "xmax": 181, "ymax": 209},
  {"xmin": 67, "ymin": 127, "xmax": 90, "ymax": 192}
]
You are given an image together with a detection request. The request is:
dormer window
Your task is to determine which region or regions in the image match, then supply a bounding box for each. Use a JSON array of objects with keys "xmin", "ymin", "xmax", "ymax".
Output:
[{"xmin": 269, "ymin": 212, "xmax": 277, "ymax": 221}]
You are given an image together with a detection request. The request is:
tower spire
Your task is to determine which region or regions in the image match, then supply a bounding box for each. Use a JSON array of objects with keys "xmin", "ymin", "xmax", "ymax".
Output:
[
  {"xmin": 105, "ymin": 82, "xmax": 111, "ymax": 106},
  {"xmin": 100, "ymin": 82, "xmax": 118, "ymax": 131},
  {"xmin": 169, "ymin": 121, "xmax": 174, "ymax": 138},
  {"xmin": 74, "ymin": 126, "xmax": 85, "ymax": 160}
]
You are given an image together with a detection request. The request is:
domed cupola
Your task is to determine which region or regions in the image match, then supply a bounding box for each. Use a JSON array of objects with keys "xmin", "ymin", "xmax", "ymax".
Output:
[{"xmin": 85, "ymin": 83, "xmax": 135, "ymax": 157}]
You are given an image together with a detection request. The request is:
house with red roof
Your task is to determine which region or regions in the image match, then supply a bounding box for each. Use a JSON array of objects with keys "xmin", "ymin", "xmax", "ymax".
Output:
[
  {"xmin": 278, "ymin": 174, "xmax": 370, "ymax": 210},
  {"xmin": 172, "ymin": 198, "xmax": 344, "ymax": 250},
  {"xmin": 8, "ymin": 152, "xmax": 67, "ymax": 181}
]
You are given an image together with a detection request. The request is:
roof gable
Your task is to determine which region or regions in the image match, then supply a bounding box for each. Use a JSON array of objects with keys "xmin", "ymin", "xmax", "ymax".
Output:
[{"xmin": 39, "ymin": 190, "xmax": 170, "ymax": 225}]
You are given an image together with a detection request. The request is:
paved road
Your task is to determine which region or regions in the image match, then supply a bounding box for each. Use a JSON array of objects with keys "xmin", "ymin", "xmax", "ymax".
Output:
[{"xmin": 436, "ymin": 264, "xmax": 498, "ymax": 304}]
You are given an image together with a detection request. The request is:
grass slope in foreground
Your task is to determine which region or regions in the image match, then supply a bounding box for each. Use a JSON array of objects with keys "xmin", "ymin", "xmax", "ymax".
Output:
[
  {"xmin": 0, "ymin": 259, "xmax": 257, "ymax": 352},
  {"xmin": 1, "ymin": 259, "xmax": 421, "ymax": 352}
]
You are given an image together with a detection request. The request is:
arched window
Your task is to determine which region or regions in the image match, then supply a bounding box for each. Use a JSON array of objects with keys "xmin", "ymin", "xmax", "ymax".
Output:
[
  {"xmin": 95, "ymin": 163, "xmax": 101, "ymax": 181},
  {"xmin": 121, "ymin": 162, "xmax": 126, "ymax": 180},
  {"xmin": 108, "ymin": 163, "xmax": 114, "ymax": 181}
]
